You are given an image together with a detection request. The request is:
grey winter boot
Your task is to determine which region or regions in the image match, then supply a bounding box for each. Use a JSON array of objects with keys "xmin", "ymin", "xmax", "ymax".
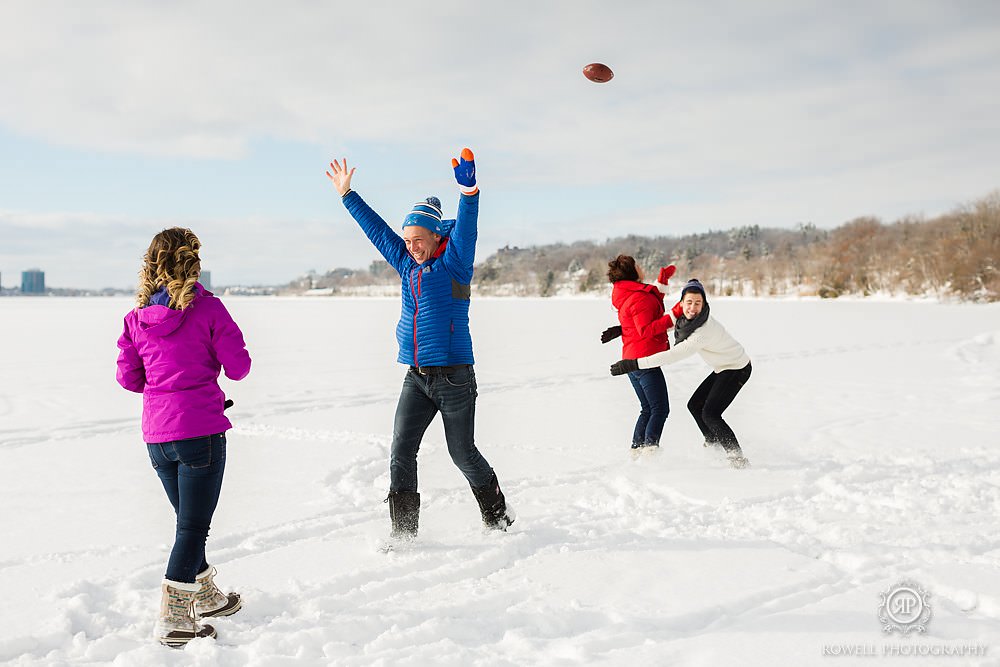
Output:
[
  {"xmin": 387, "ymin": 491, "xmax": 420, "ymax": 539},
  {"xmin": 156, "ymin": 579, "xmax": 216, "ymax": 647},
  {"xmin": 470, "ymin": 473, "xmax": 515, "ymax": 531},
  {"xmin": 194, "ymin": 566, "xmax": 242, "ymax": 618},
  {"xmin": 726, "ymin": 446, "xmax": 751, "ymax": 469}
]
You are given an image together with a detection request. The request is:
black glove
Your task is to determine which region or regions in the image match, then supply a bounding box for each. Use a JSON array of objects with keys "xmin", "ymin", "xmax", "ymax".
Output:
[
  {"xmin": 600, "ymin": 325, "xmax": 623, "ymax": 344},
  {"xmin": 224, "ymin": 399, "xmax": 234, "ymax": 410},
  {"xmin": 610, "ymin": 359, "xmax": 640, "ymax": 376}
]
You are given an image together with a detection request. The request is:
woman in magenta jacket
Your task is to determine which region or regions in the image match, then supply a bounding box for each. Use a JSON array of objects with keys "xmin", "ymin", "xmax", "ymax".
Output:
[
  {"xmin": 116, "ymin": 227, "xmax": 251, "ymax": 647},
  {"xmin": 601, "ymin": 255, "xmax": 681, "ymax": 450}
]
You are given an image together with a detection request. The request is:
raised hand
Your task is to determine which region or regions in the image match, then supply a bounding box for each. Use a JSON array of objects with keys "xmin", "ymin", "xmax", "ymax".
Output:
[
  {"xmin": 658, "ymin": 265, "xmax": 677, "ymax": 285},
  {"xmin": 326, "ymin": 158, "xmax": 356, "ymax": 196},
  {"xmin": 451, "ymin": 148, "xmax": 477, "ymax": 195}
]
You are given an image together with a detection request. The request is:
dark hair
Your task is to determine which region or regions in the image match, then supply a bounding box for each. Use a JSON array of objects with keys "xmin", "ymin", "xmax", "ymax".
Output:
[{"xmin": 607, "ymin": 254, "xmax": 640, "ymax": 283}]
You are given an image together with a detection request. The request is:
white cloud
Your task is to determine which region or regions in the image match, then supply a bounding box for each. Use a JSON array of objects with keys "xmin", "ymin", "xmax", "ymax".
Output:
[
  {"xmin": 0, "ymin": 208, "xmax": 380, "ymax": 289},
  {"xmin": 3, "ymin": 2, "xmax": 998, "ymax": 164},
  {"xmin": 1, "ymin": 1, "xmax": 999, "ymax": 285}
]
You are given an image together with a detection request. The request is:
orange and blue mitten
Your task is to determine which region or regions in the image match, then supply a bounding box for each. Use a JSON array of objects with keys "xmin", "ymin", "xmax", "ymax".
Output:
[{"xmin": 452, "ymin": 148, "xmax": 477, "ymax": 195}]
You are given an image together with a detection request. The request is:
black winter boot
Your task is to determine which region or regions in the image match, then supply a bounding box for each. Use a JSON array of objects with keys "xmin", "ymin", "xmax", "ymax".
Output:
[
  {"xmin": 470, "ymin": 473, "xmax": 515, "ymax": 531},
  {"xmin": 386, "ymin": 491, "xmax": 420, "ymax": 539}
]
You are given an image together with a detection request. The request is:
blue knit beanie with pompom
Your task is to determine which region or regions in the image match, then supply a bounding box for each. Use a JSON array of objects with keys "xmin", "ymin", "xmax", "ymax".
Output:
[{"xmin": 402, "ymin": 197, "xmax": 451, "ymax": 235}]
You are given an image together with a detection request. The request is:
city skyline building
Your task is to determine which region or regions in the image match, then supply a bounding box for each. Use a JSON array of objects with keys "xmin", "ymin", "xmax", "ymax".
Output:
[{"xmin": 21, "ymin": 269, "xmax": 45, "ymax": 294}]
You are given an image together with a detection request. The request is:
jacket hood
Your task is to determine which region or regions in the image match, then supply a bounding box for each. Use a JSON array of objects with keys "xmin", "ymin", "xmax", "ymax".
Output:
[
  {"xmin": 432, "ymin": 236, "xmax": 449, "ymax": 259},
  {"xmin": 137, "ymin": 283, "xmax": 210, "ymax": 338},
  {"xmin": 611, "ymin": 280, "xmax": 664, "ymax": 309}
]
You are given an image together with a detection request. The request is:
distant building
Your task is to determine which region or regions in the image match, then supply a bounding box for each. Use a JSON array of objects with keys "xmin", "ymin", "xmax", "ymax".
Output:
[
  {"xmin": 200, "ymin": 270, "xmax": 212, "ymax": 290},
  {"xmin": 21, "ymin": 269, "xmax": 45, "ymax": 294}
]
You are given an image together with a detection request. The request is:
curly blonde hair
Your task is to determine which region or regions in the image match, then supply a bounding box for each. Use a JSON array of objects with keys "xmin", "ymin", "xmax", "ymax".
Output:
[{"xmin": 136, "ymin": 227, "xmax": 202, "ymax": 310}]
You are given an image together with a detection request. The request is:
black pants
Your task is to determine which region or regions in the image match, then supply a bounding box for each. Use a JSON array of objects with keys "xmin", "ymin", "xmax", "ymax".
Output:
[{"xmin": 687, "ymin": 362, "xmax": 752, "ymax": 452}]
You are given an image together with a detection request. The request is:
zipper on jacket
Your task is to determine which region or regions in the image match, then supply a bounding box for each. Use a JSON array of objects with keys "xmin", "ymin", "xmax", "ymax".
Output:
[{"xmin": 410, "ymin": 267, "xmax": 422, "ymax": 365}]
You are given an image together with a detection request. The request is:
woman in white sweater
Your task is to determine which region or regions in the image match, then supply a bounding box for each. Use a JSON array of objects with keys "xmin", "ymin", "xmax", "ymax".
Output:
[{"xmin": 610, "ymin": 279, "xmax": 752, "ymax": 468}]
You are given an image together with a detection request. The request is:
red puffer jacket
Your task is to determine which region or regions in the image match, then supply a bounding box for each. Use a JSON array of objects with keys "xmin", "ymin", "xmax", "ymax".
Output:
[{"xmin": 611, "ymin": 280, "xmax": 677, "ymax": 359}]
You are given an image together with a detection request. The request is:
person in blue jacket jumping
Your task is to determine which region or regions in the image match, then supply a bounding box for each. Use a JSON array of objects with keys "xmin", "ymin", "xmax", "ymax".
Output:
[{"xmin": 326, "ymin": 148, "xmax": 514, "ymax": 540}]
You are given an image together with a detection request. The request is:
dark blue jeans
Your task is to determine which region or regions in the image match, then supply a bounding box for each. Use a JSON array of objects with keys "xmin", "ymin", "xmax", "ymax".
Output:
[
  {"xmin": 146, "ymin": 433, "xmax": 226, "ymax": 583},
  {"xmin": 627, "ymin": 368, "xmax": 670, "ymax": 446},
  {"xmin": 391, "ymin": 365, "xmax": 494, "ymax": 492}
]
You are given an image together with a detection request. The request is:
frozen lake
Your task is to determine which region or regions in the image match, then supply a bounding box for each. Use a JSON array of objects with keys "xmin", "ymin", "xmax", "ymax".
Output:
[{"xmin": 1, "ymin": 296, "xmax": 998, "ymax": 665}]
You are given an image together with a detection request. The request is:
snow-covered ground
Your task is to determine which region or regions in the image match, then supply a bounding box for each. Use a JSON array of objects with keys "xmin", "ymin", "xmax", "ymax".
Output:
[{"xmin": 1, "ymin": 296, "xmax": 999, "ymax": 666}]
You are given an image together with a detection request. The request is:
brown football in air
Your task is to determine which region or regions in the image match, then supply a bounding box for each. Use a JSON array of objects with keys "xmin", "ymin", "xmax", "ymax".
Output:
[{"xmin": 582, "ymin": 63, "xmax": 614, "ymax": 83}]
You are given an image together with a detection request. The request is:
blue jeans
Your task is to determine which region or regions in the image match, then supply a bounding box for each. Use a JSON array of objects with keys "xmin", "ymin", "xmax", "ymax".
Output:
[
  {"xmin": 627, "ymin": 368, "xmax": 670, "ymax": 446},
  {"xmin": 391, "ymin": 365, "xmax": 494, "ymax": 492},
  {"xmin": 146, "ymin": 433, "xmax": 226, "ymax": 583}
]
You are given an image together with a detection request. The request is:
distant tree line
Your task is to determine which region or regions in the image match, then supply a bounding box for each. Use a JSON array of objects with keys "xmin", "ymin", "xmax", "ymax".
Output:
[{"xmin": 293, "ymin": 190, "xmax": 1000, "ymax": 301}]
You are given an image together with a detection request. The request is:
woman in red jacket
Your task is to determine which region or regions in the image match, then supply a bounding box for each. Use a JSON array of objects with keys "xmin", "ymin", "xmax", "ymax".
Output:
[{"xmin": 602, "ymin": 255, "xmax": 680, "ymax": 450}]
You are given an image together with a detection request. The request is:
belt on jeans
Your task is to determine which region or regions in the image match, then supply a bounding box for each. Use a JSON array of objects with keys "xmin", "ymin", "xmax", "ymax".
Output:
[{"xmin": 409, "ymin": 364, "xmax": 470, "ymax": 376}]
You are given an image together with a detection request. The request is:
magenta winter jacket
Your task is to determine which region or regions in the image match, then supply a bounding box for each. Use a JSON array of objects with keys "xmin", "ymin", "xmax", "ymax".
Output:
[{"xmin": 116, "ymin": 283, "xmax": 251, "ymax": 443}]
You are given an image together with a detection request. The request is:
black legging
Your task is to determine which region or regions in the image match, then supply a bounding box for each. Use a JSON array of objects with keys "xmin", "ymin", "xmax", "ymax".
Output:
[{"xmin": 687, "ymin": 362, "xmax": 752, "ymax": 451}]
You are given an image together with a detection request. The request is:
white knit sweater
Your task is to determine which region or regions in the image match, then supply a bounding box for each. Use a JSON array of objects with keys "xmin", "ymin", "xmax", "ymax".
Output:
[{"xmin": 638, "ymin": 316, "xmax": 750, "ymax": 372}]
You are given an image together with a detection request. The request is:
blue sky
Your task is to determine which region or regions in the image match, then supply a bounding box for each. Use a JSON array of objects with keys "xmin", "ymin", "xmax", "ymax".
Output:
[{"xmin": 1, "ymin": 1, "xmax": 999, "ymax": 289}]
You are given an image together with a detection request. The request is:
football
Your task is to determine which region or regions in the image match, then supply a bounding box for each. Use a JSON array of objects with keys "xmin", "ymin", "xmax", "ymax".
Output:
[{"xmin": 582, "ymin": 63, "xmax": 614, "ymax": 83}]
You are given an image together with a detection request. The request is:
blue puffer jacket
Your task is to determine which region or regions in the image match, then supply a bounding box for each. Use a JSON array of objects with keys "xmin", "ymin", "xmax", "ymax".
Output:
[{"xmin": 343, "ymin": 190, "xmax": 478, "ymax": 366}]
